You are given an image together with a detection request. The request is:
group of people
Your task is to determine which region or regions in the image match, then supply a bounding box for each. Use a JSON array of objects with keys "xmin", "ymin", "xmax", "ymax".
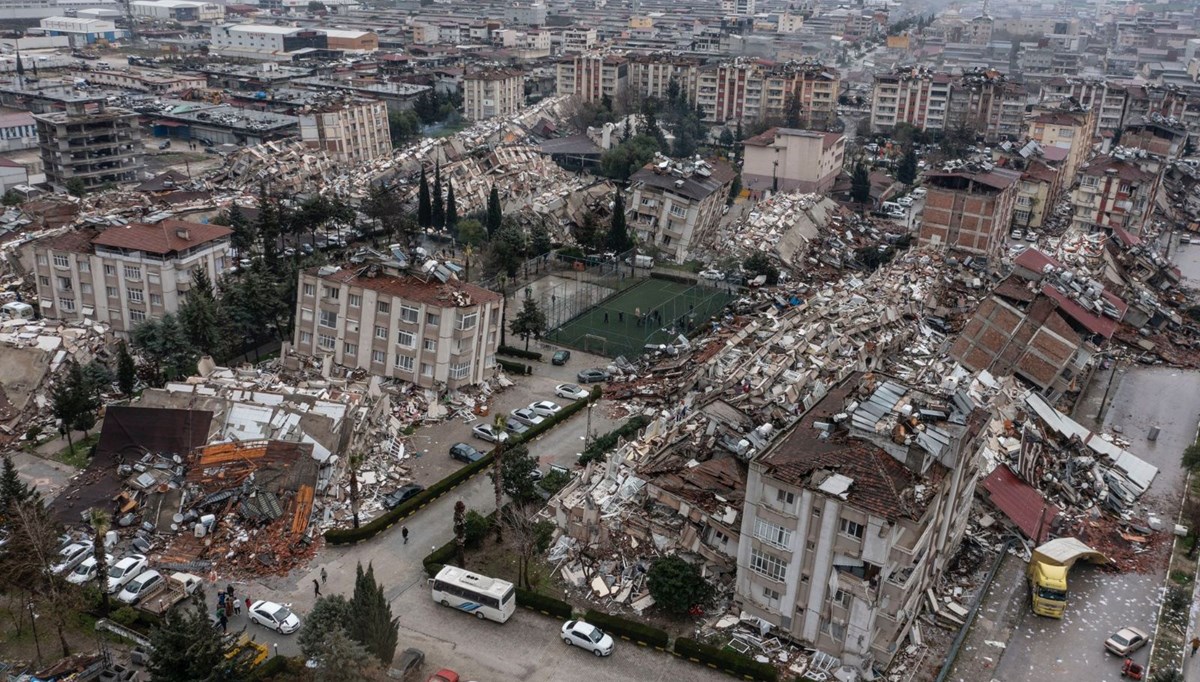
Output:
[{"xmin": 215, "ymin": 585, "xmax": 249, "ymax": 633}]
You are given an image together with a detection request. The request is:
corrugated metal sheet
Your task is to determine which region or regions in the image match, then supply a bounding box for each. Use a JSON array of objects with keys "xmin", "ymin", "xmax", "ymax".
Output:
[{"xmin": 980, "ymin": 464, "xmax": 1059, "ymax": 543}]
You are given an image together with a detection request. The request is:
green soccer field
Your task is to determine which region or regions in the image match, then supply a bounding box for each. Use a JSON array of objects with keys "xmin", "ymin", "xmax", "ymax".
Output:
[{"xmin": 547, "ymin": 278, "xmax": 734, "ymax": 359}]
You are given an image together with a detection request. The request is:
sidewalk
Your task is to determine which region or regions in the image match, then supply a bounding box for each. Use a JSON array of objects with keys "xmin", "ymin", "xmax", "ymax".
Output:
[{"xmin": 943, "ymin": 550, "xmax": 1027, "ymax": 682}]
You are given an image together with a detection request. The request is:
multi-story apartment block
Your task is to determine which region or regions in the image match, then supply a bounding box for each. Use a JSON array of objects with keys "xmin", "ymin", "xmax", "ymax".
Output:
[
  {"xmin": 694, "ymin": 59, "xmax": 838, "ymax": 127},
  {"xmin": 559, "ymin": 27, "xmax": 597, "ymax": 53},
  {"xmin": 1039, "ymin": 78, "xmax": 1129, "ymax": 134},
  {"xmin": 293, "ymin": 260, "xmax": 503, "ymax": 389},
  {"xmin": 298, "ymin": 99, "xmax": 392, "ymax": 164},
  {"xmin": 919, "ymin": 166, "xmax": 1021, "ymax": 257},
  {"xmin": 720, "ymin": 0, "xmax": 754, "ymax": 15},
  {"xmin": 1026, "ymin": 104, "xmax": 1097, "ymax": 187},
  {"xmin": 29, "ymin": 220, "xmax": 232, "ymax": 334},
  {"xmin": 462, "ymin": 68, "xmax": 524, "ymax": 121},
  {"xmin": 627, "ymin": 53, "xmax": 700, "ymax": 101},
  {"xmin": 742, "ymin": 127, "xmax": 844, "ymax": 194},
  {"xmin": 1012, "ymin": 160, "xmax": 1062, "ymax": 231},
  {"xmin": 946, "ymin": 70, "xmax": 1028, "ymax": 142},
  {"xmin": 35, "ymin": 99, "xmax": 143, "ymax": 193},
  {"xmin": 628, "ymin": 157, "xmax": 737, "ymax": 263},
  {"xmin": 736, "ymin": 373, "xmax": 986, "ymax": 671},
  {"xmin": 870, "ymin": 68, "xmax": 952, "ymax": 133},
  {"xmin": 871, "ymin": 68, "xmax": 1027, "ymax": 141},
  {"xmin": 555, "ymin": 53, "xmax": 627, "ymax": 103},
  {"xmin": 1070, "ymin": 154, "xmax": 1161, "ymax": 234}
]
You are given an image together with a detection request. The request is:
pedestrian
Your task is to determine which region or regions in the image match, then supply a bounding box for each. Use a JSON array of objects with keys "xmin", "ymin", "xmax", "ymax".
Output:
[
  {"xmin": 313, "ymin": 579, "xmax": 321, "ymax": 597},
  {"xmin": 604, "ymin": 311, "xmax": 609, "ymax": 323},
  {"xmin": 245, "ymin": 597, "xmax": 251, "ymax": 612},
  {"xmin": 618, "ymin": 311, "xmax": 624, "ymax": 322},
  {"xmin": 320, "ymin": 567, "xmax": 327, "ymax": 585},
  {"xmin": 1192, "ymin": 636, "xmax": 1199, "ymax": 656},
  {"xmin": 225, "ymin": 599, "xmax": 233, "ymax": 618},
  {"xmin": 233, "ymin": 598, "xmax": 241, "ymax": 616},
  {"xmin": 402, "ymin": 526, "xmax": 409, "ymax": 544},
  {"xmin": 218, "ymin": 612, "xmax": 227, "ymax": 633}
]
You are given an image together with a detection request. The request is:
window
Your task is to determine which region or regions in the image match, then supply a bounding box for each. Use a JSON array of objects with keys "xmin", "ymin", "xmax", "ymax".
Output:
[
  {"xmin": 38, "ymin": 276, "xmax": 49, "ymax": 286},
  {"xmin": 377, "ymin": 301, "xmax": 390, "ymax": 314},
  {"xmin": 104, "ymin": 265, "xmax": 116, "ymax": 276},
  {"xmin": 397, "ymin": 330, "xmax": 414, "ymax": 347},
  {"xmin": 106, "ymin": 286, "xmax": 118, "ymax": 299},
  {"xmin": 371, "ymin": 350, "xmax": 386, "ymax": 364},
  {"xmin": 400, "ymin": 305, "xmax": 419, "ymax": 323},
  {"xmin": 319, "ymin": 310, "xmax": 338, "ymax": 328},
  {"xmin": 423, "ymin": 338, "xmax": 437, "ymax": 352},
  {"xmin": 426, "ymin": 313, "xmax": 440, "ymax": 326},
  {"xmin": 303, "ymin": 284, "xmax": 315, "ymax": 297},
  {"xmin": 57, "ymin": 276, "xmax": 72, "ymax": 290},
  {"xmin": 124, "ymin": 265, "xmax": 141, "ymax": 281},
  {"xmin": 1081, "ymin": 175, "xmax": 1098, "ymax": 187},
  {"xmin": 36, "ymin": 255, "xmax": 47, "ymax": 266},
  {"xmin": 81, "ymin": 283, "xmax": 92, "ymax": 295},
  {"xmin": 449, "ymin": 362, "xmax": 471, "ymax": 380},
  {"xmin": 833, "ymin": 589, "xmax": 850, "ymax": 608},
  {"xmin": 760, "ymin": 586, "xmax": 782, "ymax": 610},
  {"xmin": 323, "ymin": 286, "xmax": 340, "ymax": 300},
  {"xmin": 79, "ymin": 261, "xmax": 89, "ymax": 272},
  {"xmin": 127, "ymin": 288, "xmax": 144, "ymax": 304},
  {"xmin": 129, "ymin": 309, "xmax": 146, "ymax": 323},
  {"xmin": 318, "ymin": 334, "xmax": 335, "ymax": 350},
  {"xmin": 754, "ymin": 517, "xmax": 793, "ymax": 550},
  {"xmin": 457, "ymin": 311, "xmax": 477, "ymax": 330},
  {"xmin": 349, "ymin": 293, "xmax": 362, "ymax": 307},
  {"xmin": 344, "ymin": 342, "xmax": 358, "ymax": 355},
  {"xmin": 749, "ymin": 548, "xmax": 787, "ymax": 581},
  {"xmin": 421, "ymin": 362, "xmax": 433, "ymax": 377},
  {"xmin": 299, "ymin": 331, "xmax": 313, "ymax": 344},
  {"xmin": 150, "ymin": 293, "xmax": 162, "ymax": 306},
  {"xmin": 395, "ymin": 354, "xmax": 414, "ymax": 372},
  {"xmin": 375, "ymin": 325, "xmax": 388, "ymax": 340},
  {"xmin": 839, "ymin": 518, "xmax": 864, "ymax": 540},
  {"xmin": 58, "ymin": 297, "xmax": 75, "ymax": 312},
  {"xmin": 53, "ymin": 254, "xmax": 69, "ymax": 268},
  {"xmin": 820, "ymin": 620, "xmax": 845, "ymax": 641},
  {"xmin": 775, "ymin": 488, "xmax": 795, "ymax": 507}
]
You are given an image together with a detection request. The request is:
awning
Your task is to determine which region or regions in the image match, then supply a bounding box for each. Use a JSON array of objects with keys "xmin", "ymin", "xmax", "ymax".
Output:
[
  {"xmin": 39, "ymin": 299, "xmax": 52, "ymax": 308},
  {"xmin": 1031, "ymin": 537, "xmax": 1107, "ymax": 568},
  {"xmin": 81, "ymin": 306, "xmax": 94, "ymax": 316}
]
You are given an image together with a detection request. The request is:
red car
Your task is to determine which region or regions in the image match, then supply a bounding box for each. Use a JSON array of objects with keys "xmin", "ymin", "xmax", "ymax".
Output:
[{"xmin": 427, "ymin": 670, "xmax": 459, "ymax": 682}]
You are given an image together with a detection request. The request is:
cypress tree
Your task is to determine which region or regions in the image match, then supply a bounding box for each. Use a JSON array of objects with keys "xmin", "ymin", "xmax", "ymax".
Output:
[
  {"xmin": 606, "ymin": 192, "xmax": 631, "ymax": 252},
  {"xmin": 486, "ymin": 185, "xmax": 503, "ymax": 236},
  {"xmin": 348, "ymin": 562, "xmax": 399, "ymax": 666},
  {"xmin": 432, "ymin": 163, "xmax": 445, "ymax": 230},
  {"xmin": 117, "ymin": 340, "xmax": 135, "ymax": 395},
  {"xmin": 446, "ymin": 178, "xmax": 457, "ymax": 230},
  {"xmin": 417, "ymin": 167, "xmax": 432, "ymax": 228}
]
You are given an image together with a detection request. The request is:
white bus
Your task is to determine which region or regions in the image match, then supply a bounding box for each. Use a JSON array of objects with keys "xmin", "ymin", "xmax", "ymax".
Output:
[{"xmin": 430, "ymin": 565, "xmax": 516, "ymax": 623}]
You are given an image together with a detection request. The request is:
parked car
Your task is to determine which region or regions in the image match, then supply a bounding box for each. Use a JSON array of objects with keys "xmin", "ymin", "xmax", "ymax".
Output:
[
  {"xmin": 471, "ymin": 423, "xmax": 509, "ymax": 443},
  {"xmin": 1010, "ymin": 229, "xmax": 1024, "ymax": 241},
  {"xmin": 1105, "ymin": 626, "xmax": 1149, "ymax": 656},
  {"xmin": 896, "ymin": 196, "xmax": 914, "ymax": 207},
  {"xmin": 528, "ymin": 400, "xmax": 562, "ymax": 418},
  {"xmin": 552, "ymin": 350, "xmax": 571, "ymax": 365},
  {"xmin": 67, "ymin": 554, "xmax": 112, "ymax": 585},
  {"xmin": 426, "ymin": 670, "xmax": 459, "ymax": 682},
  {"xmin": 555, "ymin": 383, "xmax": 589, "ymax": 400},
  {"xmin": 117, "ymin": 569, "xmax": 164, "ymax": 605},
  {"xmin": 51, "ymin": 542, "xmax": 93, "ymax": 575},
  {"xmin": 107, "ymin": 554, "xmax": 149, "ymax": 594},
  {"xmin": 576, "ymin": 369, "xmax": 610, "ymax": 384},
  {"xmin": 382, "ymin": 483, "xmax": 425, "ymax": 510},
  {"xmin": 505, "ymin": 420, "xmax": 530, "ymax": 438},
  {"xmin": 561, "ymin": 620, "xmax": 615, "ymax": 657},
  {"xmin": 698, "ymin": 269, "xmax": 725, "ymax": 281},
  {"xmin": 509, "ymin": 408, "xmax": 546, "ymax": 427},
  {"xmin": 911, "ymin": 187, "xmax": 927, "ymax": 198},
  {"xmin": 390, "ymin": 648, "xmax": 425, "ymax": 681},
  {"xmin": 249, "ymin": 600, "xmax": 300, "ymax": 634},
  {"xmin": 158, "ymin": 140, "xmax": 170, "ymax": 150},
  {"xmin": 450, "ymin": 442, "xmax": 485, "ymax": 463}
]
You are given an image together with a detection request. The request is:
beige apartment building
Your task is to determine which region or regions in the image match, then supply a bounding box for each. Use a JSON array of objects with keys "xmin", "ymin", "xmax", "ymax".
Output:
[
  {"xmin": 293, "ymin": 262, "xmax": 503, "ymax": 389},
  {"xmin": 462, "ymin": 68, "xmax": 524, "ymax": 121},
  {"xmin": 870, "ymin": 68, "xmax": 1027, "ymax": 142},
  {"xmin": 628, "ymin": 53, "xmax": 700, "ymax": 101},
  {"xmin": 694, "ymin": 59, "xmax": 839, "ymax": 127},
  {"xmin": 29, "ymin": 220, "xmax": 232, "ymax": 334},
  {"xmin": 1070, "ymin": 154, "xmax": 1161, "ymax": 235},
  {"xmin": 628, "ymin": 157, "xmax": 737, "ymax": 263},
  {"xmin": 298, "ymin": 99, "xmax": 392, "ymax": 165},
  {"xmin": 555, "ymin": 53, "xmax": 627, "ymax": 103},
  {"xmin": 742, "ymin": 127, "xmax": 844, "ymax": 195},
  {"xmin": 1026, "ymin": 104, "xmax": 1097, "ymax": 188},
  {"xmin": 736, "ymin": 373, "xmax": 986, "ymax": 672},
  {"xmin": 870, "ymin": 69, "xmax": 952, "ymax": 133}
]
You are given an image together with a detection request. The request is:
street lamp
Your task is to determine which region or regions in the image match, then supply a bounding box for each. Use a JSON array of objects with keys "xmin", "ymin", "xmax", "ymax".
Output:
[
  {"xmin": 586, "ymin": 403, "xmax": 594, "ymax": 446},
  {"xmin": 28, "ymin": 601, "xmax": 41, "ymax": 662}
]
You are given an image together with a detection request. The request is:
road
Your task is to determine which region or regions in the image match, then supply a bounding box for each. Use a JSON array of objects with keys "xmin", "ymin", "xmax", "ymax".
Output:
[{"xmin": 991, "ymin": 365, "xmax": 1200, "ymax": 681}]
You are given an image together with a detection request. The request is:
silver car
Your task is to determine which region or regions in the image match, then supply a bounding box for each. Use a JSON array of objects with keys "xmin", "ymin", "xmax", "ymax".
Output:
[
  {"xmin": 509, "ymin": 408, "xmax": 545, "ymax": 427},
  {"xmin": 471, "ymin": 423, "xmax": 509, "ymax": 443}
]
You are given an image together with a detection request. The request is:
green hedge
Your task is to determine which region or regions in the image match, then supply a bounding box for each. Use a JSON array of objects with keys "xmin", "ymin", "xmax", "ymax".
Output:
[
  {"xmin": 516, "ymin": 588, "xmax": 573, "ymax": 619},
  {"xmin": 248, "ymin": 655, "xmax": 290, "ymax": 680},
  {"xmin": 422, "ymin": 538, "xmax": 458, "ymax": 577},
  {"xmin": 579, "ymin": 415, "xmax": 651, "ymax": 465},
  {"xmin": 498, "ymin": 345, "xmax": 543, "ymax": 361},
  {"xmin": 498, "ymin": 358, "xmax": 533, "ymax": 375},
  {"xmin": 583, "ymin": 609, "xmax": 669, "ymax": 649},
  {"xmin": 673, "ymin": 638, "xmax": 777, "ymax": 682},
  {"xmin": 516, "ymin": 385, "xmax": 599, "ymax": 442}
]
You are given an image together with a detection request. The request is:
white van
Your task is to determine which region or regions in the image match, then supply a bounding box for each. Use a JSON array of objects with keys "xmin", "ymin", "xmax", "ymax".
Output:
[{"xmin": 1, "ymin": 301, "xmax": 34, "ymax": 321}]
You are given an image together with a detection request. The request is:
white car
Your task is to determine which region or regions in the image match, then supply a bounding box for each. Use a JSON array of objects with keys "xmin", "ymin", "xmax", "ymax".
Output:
[
  {"xmin": 896, "ymin": 196, "xmax": 914, "ymax": 207},
  {"xmin": 561, "ymin": 620, "xmax": 615, "ymax": 657},
  {"xmin": 509, "ymin": 408, "xmax": 546, "ymax": 427},
  {"xmin": 528, "ymin": 401, "xmax": 562, "ymax": 418},
  {"xmin": 117, "ymin": 569, "xmax": 163, "ymax": 605},
  {"xmin": 471, "ymin": 423, "xmax": 509, "ymax": 443},
  {"xmin": 51, "ymin": 542, "xmax": 93, "ymax": 575},
  {"xmin": 555, "ymin": 384, "xmax": 589, "ymax": 401},
  {"xmin": 107, "ymin": 554, "xmax": 149, "ymax": 594},
  {"xmin": 67, "ymin": 554, "xmax": 112, "ymax": 585},
  {"xmin": 698, "ymin": 269, "xmax": 725, "ymax": 281},
  {"xmin": 249, "ymin": 600, "xmax": 300, "ymax": 634}
]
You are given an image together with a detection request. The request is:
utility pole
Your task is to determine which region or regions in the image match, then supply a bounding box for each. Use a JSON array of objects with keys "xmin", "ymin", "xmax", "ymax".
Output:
[{"xmin": 123, "ymin": 0, "xmax": 137, "ymax": 45}]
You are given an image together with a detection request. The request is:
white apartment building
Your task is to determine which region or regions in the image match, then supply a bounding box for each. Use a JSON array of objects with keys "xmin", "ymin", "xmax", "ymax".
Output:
[
  {"xmin": 742, "ymin": 127, "xmax": 845, "ymax": 195},
  {"xmin": 736, "ymin": 374, "xmax": 986, "ymax": 672},
  {"xmin": 628, "ymin": 157, "xmax": 737, "ymax": 263},
  {"xmin": 559, "ymin": 27, "xmax": 597, "ymax": 53},
  {"xmin": 462, "ymin": 68, "xmax": 524, "ymax": 121},
  {"xmin": 870, "ymin": 70, "xmax": 952, "ymax": 133},
  {"xmin": 29, "ymin": 220, "xmax": 232, "ymax": 334},
  {"xmin": 298, "ymin": 99, "xmax": 391, "ymax": 164},
  {"xmin": 293, "ymin": 261, "xmax": 503, "ymax": 390},
  {"xmin": 556, "ymin": 53, "xmax": 628, "ymax": 103}
]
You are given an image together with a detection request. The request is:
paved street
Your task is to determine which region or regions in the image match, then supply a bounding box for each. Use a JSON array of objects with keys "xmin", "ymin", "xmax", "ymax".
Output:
[{"xmin": 8, "ymin": 451, "xmax": 76, "ymax": 504}]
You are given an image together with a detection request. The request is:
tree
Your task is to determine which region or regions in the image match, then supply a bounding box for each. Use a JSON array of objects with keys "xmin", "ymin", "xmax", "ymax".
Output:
[
  {"xmin": 116, "ymin": 340, "xmax": 135, "ymax": 395},
  {"xmin": 599, "ymin": 134, "xmax": 661, "ymax": 182},
  {"xmin": 850, "ymin": 162, "xmax": 872, "ymax": 210},
  {"xmin": 299, "ymin": 594, "xmax": 353, "ymax": 660},
  {"xmin": 5, "ymin": 500, "xmax": 76, "ymax": 659},
  {"xmin": 88, "ymin": 509, "xmax": 111, "ymax": 614},
  {"xmin": 1182, "ymin": 441, "xmax": 1200, "ymax": 472},
  {"xmin": 445, "ymin": 178, "xmax": 458, "ymax": 230},
  {"xmin": 530, "ymin": 223, "xmax": 552, "ymax": 257},
  {"xmin": 727, "ymin": 174, "xmax": 742, "ymax": 206},
  {"xmin": 510, "ymin": 296, "xmax": 547, "ymax": 351},
  {"xmin": 130, "ymin": 313, "xmax": 197, "ymax": 386},
  {"xmin": 606, "ymin": 192, "xmax": 632, "ymax": 252},
  {"xmin": 897, "ymin": 145, "xmax": 918, "ymax": 185},
  {"xmin": 646, "ymin": 555, "xmax": 716, "ymax": 615},
  {"xmin": 347, "ymin": 563, "xmax": 399, "ymax": 665},
  {"xmin": 498, "ymin": 444, "xmax": 539, "ymax": 505},
  {"xmin": 490, "ymin": 414, "xmax": 507, "ymax": 542},
  {"xmin": 82, "ymin": 359, "xmax": 113, "ymax": 400},
  {"xmin": 51, "ymin": 361, "xmax": 97, "ymax": 453},
  {"xmin": 307, "ymin": 0, "xmax": 326, "ymax": 11},
  {"xmin": 453, "ymin": 500, "xmax": 466, "ymax": 567},
  {"xmin": 719, "ymin": 127, "xmax": 735, "ymax": 152},
  {"xmin": 432, "ymin": 164, "xmax": 445, "ymax": 231},
  {"xmin": 178, "ymin": 269, "xmax": 228, "ymax": 360},
  {"xmin": 387, "ymin": 110, "xmax": 421, "ymax": 148},
  {"xmin": 784, "ymin": 89, "xmax": 803, "ymax": 129},
  {"xmin": 255, "ymin": 185, "xmax": 282, "ymax": 273},
  {"xmin": 65, "ymin": 177, "xmax": 86, "ymax": 197},
  {"xmin": 488, "ymin": 221, "xmax": 526, "ymax": 278},
  {"xmin": 454, "ymin": 217, "xmax": 486, "ymax": 247},
  {"xmin": 148, "ymin": 607, "xmax": 252, "ymax": 682},
  {"xmin": 743, "ymin": 252, "xmax": 780, "ymax": 285},
  {"xmin": 417, "ymin": 167, "xmax": 432, "ymax": 228},
  {"xmin": 486, "ymin": 185, "xmax": 503, "ymax": 236},
  {"xmin": 575, "ymin": 210, "xmax": 603, "ymax": 251},
  {"xmin": 2, "ymin": 189, "xmax": 23, "ymax": 206},
  {"xmin": 499, "ymin": 505, "xmax": 555, "ymax": 589},
  {"xmin": 0, "ymin": 454, "xmax": 35, "ymax": 516},
  {"xmin": 1151, "ymin": 668, "xmax": 1184, "ymax": 682},
  {"xmin": 226, "ymin": 204, "xmax": 255, "ymax": 257},
  {"xmin": 312, "ymin": 628, "xmax": 375, "ymax": 682}
]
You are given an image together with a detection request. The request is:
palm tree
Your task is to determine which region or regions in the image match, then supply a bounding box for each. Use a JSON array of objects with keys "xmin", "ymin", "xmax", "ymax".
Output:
[
  {"xmin": 88, "ymin": 508, "xmax": 111, "ymax": 614},
  {"xmin": 491, "ymin": 414, "xmax": 507, "ymax": 542}
]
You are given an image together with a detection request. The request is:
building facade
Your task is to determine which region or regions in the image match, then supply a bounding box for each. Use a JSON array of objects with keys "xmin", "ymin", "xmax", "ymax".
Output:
[
  {"xmin": 736, "ymin": 374, "xmax": 986, "ymax": 671},
  {"xmin": 627, "ymin": 157, "xmax": 737, "ymax": 263},
  {"xmin": 918, "ymin": 167, "xmax": 1021, "ymax": 257},
  {"xmin": 29, "ymin": 220, "xmax": 232, "ymax": 334},
  {"xmin": 870, "ymin": 69, "xmax": 952, "ymax": 134},
  {"xmin": 695, "ymin": 59, "xmax": 838, "ymax": 127},
  {"xmin": 462, "ymin": 68, "xmax": 524, "ymax": 121},
  {"xmin": 1070, "ymin": 155, "xmax": 1161, "ymax": 234},
  {"xmin": 627, "ymin": 54, "xmax": 699, "ymax": 100},
  {"xmin": 0, "ymin": 108, "xmax": 37, "ymax": 153},
  {"xmin": 871, "ymin": 68, "xmax": 1028, "ymax": 141},
  {"xmin": 1026, "ymin": 105, "xmax": 1097, "ymax": 187},
  {"xmin": 298, "ymin": 99, "xmax": 391, "ymax": 164},
  {"xmin": 292, "ymin": 262, "xmax": 503, "ymax": 389},
  {"xmin": 130, "ymin": 0, "xmax": 223, "ymax": 22},
  {"xmin": 39, "ymin": 15, "xmax": 123, "ymax": 44},
  {"xmin": 555, "ymin": 53, "xmax": 627, "ymax": 103},
  {"xmin": 742, "ymin": 127, "xmax": 845, "ymax": 194},
  {"xmin": 35, "ymin": 99, "xmax": 143, "ymax": 193}
]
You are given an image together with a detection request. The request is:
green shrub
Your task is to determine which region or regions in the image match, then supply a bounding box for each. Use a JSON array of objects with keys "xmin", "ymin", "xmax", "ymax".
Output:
[
  {"xmin": 515, "ymin": 588, "xmax": 573, "ymax": 619},
  {"xmin": 498, "ymin": 345, "xmax": 543, "ymax": 361},
  {"xmin": 464, "ymin": 510, "xmax": 491, "ymax": 548},
  {"xmin": 422, "ymin": 539, "xmax": 457, "ymax": 577},
  {"xmin": 497, "ymin": 358, "xmax": 532, "ymax": 375},
  {"xmin": 538, "ymin": 468, "xmax": 571, "ymax": 495},
  {"xmin": 582, "ymin": 609, "xmax": 669, "ymax": 649},
  {"xmin": 674, "ymin": 637, "xmax": 777, "ymax": 681},
  {"xmin": 111, "ymin": 606, "xmax": 138, "ymax": 627},
  {"xmin": 578, "ymin": 415, "xmax": 651, "ymax": 465},
  {"xmin": 533, "ymin": 520, "xmax": 555, "ymax": 553},
  {"xmin": 248, "ymin": 655, "xmax": 291, "ymax": 679}
]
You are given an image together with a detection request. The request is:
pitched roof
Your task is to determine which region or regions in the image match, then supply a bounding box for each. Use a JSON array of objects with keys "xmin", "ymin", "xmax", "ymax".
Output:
[{"xmin": 90, "ymin": 219, "xmax": 231, "ymax": 255}]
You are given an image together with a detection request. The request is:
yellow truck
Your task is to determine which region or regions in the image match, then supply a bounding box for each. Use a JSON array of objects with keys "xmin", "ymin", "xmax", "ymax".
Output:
[{"xmin": 1027, "ymin": 537, "xmax": 1106, "ymax": 618}]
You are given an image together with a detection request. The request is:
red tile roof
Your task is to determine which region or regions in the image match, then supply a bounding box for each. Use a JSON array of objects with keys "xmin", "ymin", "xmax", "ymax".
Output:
[
  {"xmin": 1014, "ymin": 248, "xmax": 1061, "ymax": 275},
  {"xmin": 91, "ymin": 220, "xmax": 231, "ymax": 255},
  {"xmin": 311, "ymin": 266, "xmax": 502, "ymax": 308},
  {"xmin": 41, "ymin": 228, "xmax": 101, "ymax": 254},
  {"xmin": 1040, "ymin": 284, "xmax": 1121, "ymax": 338},
  {"xmin": 980, "ymin": 464, "xmax": 1058, "ymax": 543}
]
